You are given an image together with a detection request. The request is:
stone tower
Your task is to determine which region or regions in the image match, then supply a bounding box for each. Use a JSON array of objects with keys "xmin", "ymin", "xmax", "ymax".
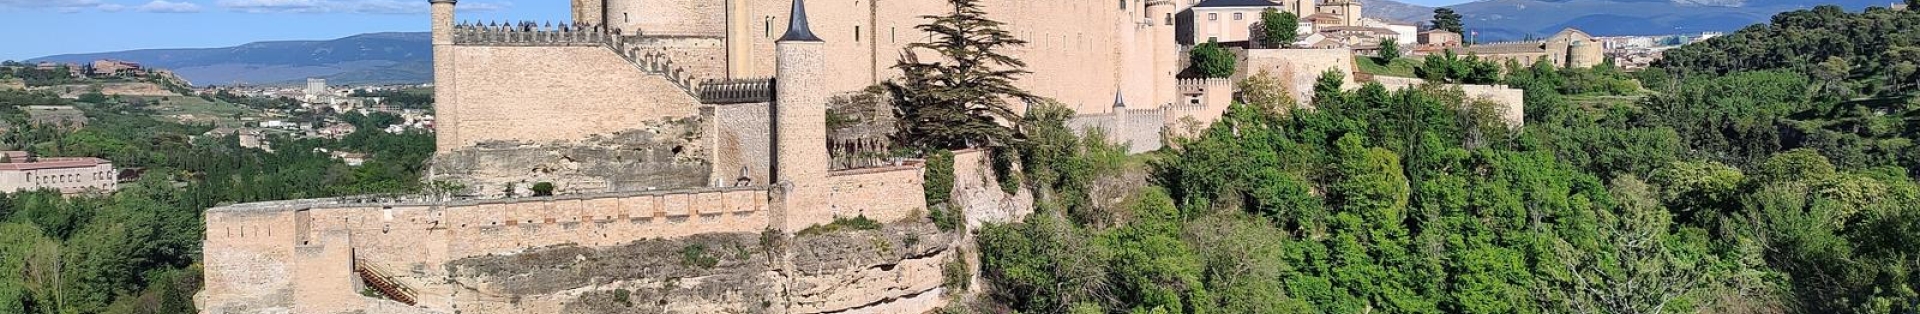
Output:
[
  {"xmin": 570, "ymin": 0, "xmax": 604, "ymax": 26},
  {"xmin": 774, "ymin": 0, "xmax": 825, "ymax": 184},
  {"xmin": 1146, "ymin": 0, "xmax": 1177, "ymax": 107},
  {"xmin": 774, "ymin": 0, "xmax": 828, "ymax": 232},
  {"xmin": 431, "ymin": 0, "xmax": 458, "ymax": 152},
  {"xmin": 1339, "ymin": 0, "xmax": 1362, "ymax": 27}
]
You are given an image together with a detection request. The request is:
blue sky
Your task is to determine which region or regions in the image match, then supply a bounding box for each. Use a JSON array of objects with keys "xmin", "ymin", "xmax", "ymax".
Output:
[
  {"xmin": 0, "ymin": 0, "xmax": 568, "ymax": 61},
  {"xmin": 0, "ymin": 0, "xmax": 1477, "ymax": 61}
]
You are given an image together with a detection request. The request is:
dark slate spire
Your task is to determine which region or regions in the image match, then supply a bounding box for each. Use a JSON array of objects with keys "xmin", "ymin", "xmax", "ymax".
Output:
[
  {"xmin": 1113, "ymin": 90, "xmax": 1127, "ymax": 109},
  {"xmin": 779, "ymin": 0, "xmax": 823, "ymax": 42}
]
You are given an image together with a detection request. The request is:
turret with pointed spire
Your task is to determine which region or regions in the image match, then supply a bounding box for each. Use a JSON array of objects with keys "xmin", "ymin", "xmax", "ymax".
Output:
[{"xmin": 779, "ymin": 0, "xmax": 822, "ymax": 42}]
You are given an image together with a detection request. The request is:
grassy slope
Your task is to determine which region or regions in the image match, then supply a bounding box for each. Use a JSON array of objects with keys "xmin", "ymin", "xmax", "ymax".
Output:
[{"xmin": 1357, "ymin": 57, "xmax": 1419, "ymax": 78}]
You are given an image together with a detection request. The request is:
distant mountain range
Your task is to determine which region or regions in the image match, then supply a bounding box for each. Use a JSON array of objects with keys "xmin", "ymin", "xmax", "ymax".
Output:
[
  {"xmin": 1371, "ymin": 0, "xmax": 1894, "ymax": 42},
  {"xmin": 21, "ymin": 0, "xmax": 1902, "ymax": 86},
  {"xmin": 29, "ymin": 32, "xmax": 430, "ymax": 87}
]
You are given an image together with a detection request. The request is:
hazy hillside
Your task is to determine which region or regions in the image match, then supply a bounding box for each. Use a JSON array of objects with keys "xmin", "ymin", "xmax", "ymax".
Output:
[
  {"xmin": 29, "ymin": 32, "xmax": 430, "ymax": 86},
  {"xmin": 1367, "ymin": 0, "xmax": 1887, "ymax": 41}
]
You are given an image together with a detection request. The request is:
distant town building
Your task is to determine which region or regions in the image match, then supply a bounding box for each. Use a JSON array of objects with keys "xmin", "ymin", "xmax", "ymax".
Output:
[
  {"xmin": 1417, "ymin": 29, "xmax": 1463, "ymax": 47},
  {"xmin": 0, "ymin": 151, "xmax": 118, "ymax": 195},
  {"xmin": 1359, "ymin": 18, "xmax": 1418, "ymax": 45},
  {"xmin": 1190, "ymin": 0, "xmax": 1286, "ymax": 44},
  {"xmin": 1427, "ymin": 28, "xmax": 1605, "ymax": 69},
  {"xmin": 25, "ymin": 105, "xmax": 89, "ymax": 129},
  {"xmin": 306, "ymin": 78, "xmax": 328, "ymax": 98},
  {"xmin": 90, "ymin": 59, "xmax": 142, "ymax": 77}
]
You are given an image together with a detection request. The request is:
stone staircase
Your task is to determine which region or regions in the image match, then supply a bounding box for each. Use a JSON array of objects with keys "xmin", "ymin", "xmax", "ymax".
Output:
[{"xmin": 453, "ymin": 21, "xmax": 772, "ymax": 104}]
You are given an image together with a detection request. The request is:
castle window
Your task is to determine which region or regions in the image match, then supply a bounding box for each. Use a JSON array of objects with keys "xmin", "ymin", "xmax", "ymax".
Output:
[
  {"xmin": 625, "ymin": 13, "xmax": 630, "ymax": 23},
  {"xmin": 766, "ymin": 18, "xmax": 772, "ymax": 38},
  {"xmin": 1119, "ymin": 0, "xmax": 1126, "ymax": 10},
  {"xmin": 1208, "ymin": 13, "xmax": 1217, "ymax": 21},
  {"xmin": 855, "ymin": 26, "xmax": 861, "ymax": 42},
  {"xmin": 1166, "ymin": 13, "xmax": 1173, "ymax": 25},
  {"xmin": 1234, "ymin": 12, "xmax": 1243, "ymax": 20},
  {"xmin": 891, "ymin": 27, "xmax": 896, "ymax": 43}
]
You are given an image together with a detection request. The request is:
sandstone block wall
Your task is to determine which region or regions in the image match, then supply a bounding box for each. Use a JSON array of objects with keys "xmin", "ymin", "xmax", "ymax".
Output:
[
  {"xmin": 1243, "ymin": 48, "xmax": 1357, "ymax": 107},
  {"xmin": 623, "ymin": 36, "xmax": 730, "ymax": 86},
  {"xmin": 1067, "ymin": 107, "xmax": 1170, "ymax": 154},
  {"xmin": 706, "ymin": 102, "xmax": 773, "ymax": 185},
  {"xmin": 443, "ymin": 45, "xmax": 701, "ymax": 150},
  {"xmin": 200, "ymin": 186, "xmax": 775, "ymax": 313},
  {"xmin": 1372, "ymin": 76, "xmax": 1526, "ymax": 128},
  {"xmin": 728, "ymin": 0, "xmax": 1173, "ymax": 113},
  {"xmin": 819, "ymin": 165, "xmax": 928, "ymax": 224},
  {"xmin": 607, "ymin": 0, "xmax": 725, "ymax": 37}
]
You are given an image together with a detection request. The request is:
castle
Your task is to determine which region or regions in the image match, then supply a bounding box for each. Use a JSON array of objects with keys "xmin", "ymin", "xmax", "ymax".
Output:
[{"xmin": 195, "ymin": 0, "xmax": 1432, "ymax": 313}]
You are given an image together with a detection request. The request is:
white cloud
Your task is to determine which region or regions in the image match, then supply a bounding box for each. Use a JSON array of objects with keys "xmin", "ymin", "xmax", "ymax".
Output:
[
  {"xmin": 139, "ymin": 0, "xmax": 202, "ymax": 13},
  {"xmin": 216, "ymin": 0, "xmax": 507, "ymax": 14},
  {"xmin": 97, "ymin": 3, "xmax": 127, "ymax": 12}
]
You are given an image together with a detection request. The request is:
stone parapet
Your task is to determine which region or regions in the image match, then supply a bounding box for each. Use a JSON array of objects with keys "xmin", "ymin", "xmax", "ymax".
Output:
[{"xmin": 453, "ymin": 21, "xmax": 624, "ymax": 47}]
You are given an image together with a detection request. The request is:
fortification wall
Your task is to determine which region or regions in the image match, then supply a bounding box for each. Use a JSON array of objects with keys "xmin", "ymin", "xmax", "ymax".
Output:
[
  {"xmin": 1066, "ymin": 107, "xmax": 1169, "ymax": 154},
  {"xmin": 1372, "ymin": 76, "xmax": 1526, "ymax": 127},
  {"xmin": 623, "ymin": 36, "xmax": 729, "ymax": 86},
  {"xmin": 443, "ymin": 45, "xmax": 701, "ymax": 150},
  {"xmin": 732, "ymin": 0, "xmax": 1164, "ymax": 113},
  {"xmin": 785, "ymin": 165, "xmax": 927, "ymax": 229},
  {"xmin": 606, "ymin": 0, "xmax": 725, "ymax": 37},
  {"xmin": 200, "ymin": 186, "xmax": 775, "ymax": 313},
  {"xmin": 1243, "ymin": 48, "xmax": 1357, "ymax": 107},
  {"xmin": 706, "ymin": 102, "xmax": 773, "ymax": 185},
  {"xmin": 1170, "ymin": 78, "xmax": 1234, "ymax": 136}
]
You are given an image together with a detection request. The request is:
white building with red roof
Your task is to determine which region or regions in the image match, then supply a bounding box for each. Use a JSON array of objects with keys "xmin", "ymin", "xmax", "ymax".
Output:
[{"xmin": 0, "ymin": 151, "xmax": 117, "ymax": 194}]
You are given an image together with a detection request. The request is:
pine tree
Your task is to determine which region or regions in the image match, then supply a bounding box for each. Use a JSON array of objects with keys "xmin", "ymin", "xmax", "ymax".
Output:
[
  {"xmin": 887, "ymin": 0, "xmax": 1036, "ymax": 150},
  {"xmin": 1431, "ymin": 8, "xmax": 1463, "ymax": 33}
]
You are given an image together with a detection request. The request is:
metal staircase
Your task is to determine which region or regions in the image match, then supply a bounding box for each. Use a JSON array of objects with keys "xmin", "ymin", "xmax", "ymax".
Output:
[{"xmin": 356, "ymin": 259, "xmax": 418, "ymax": 305}]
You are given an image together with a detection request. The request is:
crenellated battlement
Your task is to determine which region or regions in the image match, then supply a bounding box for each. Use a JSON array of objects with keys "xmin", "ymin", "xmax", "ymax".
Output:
[
  {"xmin": 698, "ymin": 78, "xmax": 775, "ymax": 104},
  {"xmin": 452, "ymin": 21, "xmax": 625, "ymax": 46},
  {"xmin": 1175, "ymin": 78, "xmax": 1231, "ymax": 94}
]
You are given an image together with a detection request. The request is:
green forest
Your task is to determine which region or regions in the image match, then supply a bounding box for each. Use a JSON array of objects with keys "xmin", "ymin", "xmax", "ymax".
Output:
[
  {"xmin": 0, "ymin": 89, "xmax": 432, "ymax": 314},
  {"xmin": 955, "ymin": 4, "xmax": 1920, "ymax": 314}
]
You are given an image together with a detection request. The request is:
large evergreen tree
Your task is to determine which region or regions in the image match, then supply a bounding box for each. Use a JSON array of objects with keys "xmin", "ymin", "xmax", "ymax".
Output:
[
  {"xmin": 887, "ymin": 0, "xmax": 1036, "ymax": 150},
  {"xmin": 1431, "ymin": 8, "xmax": 1463, "ymax": 33}
]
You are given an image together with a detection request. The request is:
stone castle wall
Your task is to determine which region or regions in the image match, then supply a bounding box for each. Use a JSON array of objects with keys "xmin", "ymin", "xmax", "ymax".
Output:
[
  {"xmin": 1372, "ymin": 76, "xmax": 1526, "ymax": 127},
  {"xmin": 1243, "ymin": 48, "xmax": 1357, "ymax": 107},
  {"xmin": 607, "ymin": 0, "xmax": 726, "ymax": 37},
  {"xmin": 819, "ymin": 165, "xmax": 928, "ymax": 225},
  {"xmin": 203, "ymin": 186, "xmax": 777, "ymax": 313},
  {"xmin": 441, "ymin": 45, "xmax": 702, "ymax": 150},
  {"xmin": 730, "ymin": 0, "xmax": 1174, "ymax": 113},
  {"xmin": 1067, "ymin": 107, "xmax": 1171, "ymax": 154},
  {"xmin": 623, "ymin": 36, "xmax": 730, "ymax": 86},
  {"xmin": 705, "ymin": 102, "xmax": 773, "ymax": 185}
]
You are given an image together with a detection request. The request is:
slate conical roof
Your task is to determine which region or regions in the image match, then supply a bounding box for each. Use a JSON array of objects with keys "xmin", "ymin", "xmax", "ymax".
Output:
[
  {"xmin": 1113, "ymin": 90, "xmax": 1127, "ymax": 109},
  {"xmin": 779, "ymin": 0, "xmax": 823, "ymax": 42}
]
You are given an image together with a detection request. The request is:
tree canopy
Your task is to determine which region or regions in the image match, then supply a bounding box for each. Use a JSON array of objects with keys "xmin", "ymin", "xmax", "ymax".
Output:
[{"xmin": 887, "ymin": 0, "xmax": 1036, "ymax": 150}]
